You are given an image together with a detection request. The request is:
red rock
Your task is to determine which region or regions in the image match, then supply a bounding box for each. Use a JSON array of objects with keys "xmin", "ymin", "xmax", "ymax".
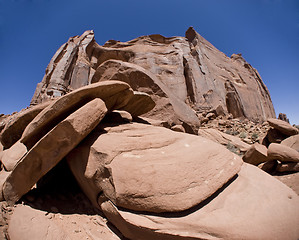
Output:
[
  {"xmin": 92, "ymin": 59, "xmax": 200, "ymax": 132},
  {"xmin": 8, "ymin": 205, "xmax": 69, "ymax": 240},
  {"xmin": 66, "ymin": 123, "xmax": 242, "ymax": 213},
  {"xmin": 243, "ymin": 143, "xmax": 268, "ymax": 166},
  {"xmin": 31, "ymin": 28, "xmax": 275, "ymax": 124},
  {"xmin": 21, "ymin": 81, "xmax": 133, "ymax": 149},
  {"xmin": 266, "ymin": 128, "xmax": 287, "ymax": 143},
  {"xmin": 0, "ymin": 102, "xmax": 51, "ymax": 149},
  {"xmin": 267, "ymin": 118, "xmax": 299, "ymax": 136},
  {"xmin": 3, "ymin": 98, "xmax": 108, "ymax": 204},
  {"xmin": 258, "ymin": 160, "xmax": 278, "ymax": 173},
  {"xmin": 198, "ymin": 128, "xmax": 250, "ymax": 153},
  {"xmin": 1, "ymin": 141, "xmax": 27, "ymax": 171},
  {"xmin": 101, "ymin": 164, "xmax": 299, "ymax": 240},
  {"xmin": 30, "ymin": 30, "xmax": 95, "ymax": 105},
  {"xmin": 170, "ymin": 124, "xmax": 185, "ymax": 133},
  {"xmin": 281, "ymin": 135, "xmax": 299, "ymax": 152},
  {"xmin": 0, "ymin": 170, "xmax": 10, "ymax": 201},
  {"xmin": 268, "ymin": 143, "xmax": 299, "ymax": 163},
  {"xmin": 120, "ymin": 91, "xmax": 155, "ymax": 117}
]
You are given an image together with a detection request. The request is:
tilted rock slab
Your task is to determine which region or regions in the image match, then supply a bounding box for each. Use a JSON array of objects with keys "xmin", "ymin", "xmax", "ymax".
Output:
[
  {"xmin": 281, "ymin": 134, "xmax": 299, "ymax": 152},
  {"xmin": 198, "ymin": 128, "xmax": 250, "ymax": 152},
  {"xmin": 3, "ymin": 98, "xmax": 107, "ymax": 204},
  {"xmin": 267, "ymin": 118, "xmax": 299, "ymax": 136},
  {"xmin": 0, "ymin": 101, "xmax": 51, "ymax": 149},
  {"xmin": 92, "ymin": 59, "xmax": 200, "ymax": 132},
  {"xmin": 66, "ymin": 122, "xmax": 242, "ymax": 213},
  {"xmin": 268, "ymin": 143, "xmax": 299, "ymax": 163},
  {"xmin": 101, "ymin": 163, "xmax": 299, "ymax": 240},
  {"xmin": 31, "ymin": 27, "xmax": 275, "ymax": 123},
  {"xmin": 21, "ymin": 81, "xmax": 134, "ymax": 149}
]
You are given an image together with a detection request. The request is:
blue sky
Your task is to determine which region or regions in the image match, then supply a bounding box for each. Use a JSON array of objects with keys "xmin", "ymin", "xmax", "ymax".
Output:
[{"xmin": 0, "ymin": 0, "xmax": 298, "ymax": 124}]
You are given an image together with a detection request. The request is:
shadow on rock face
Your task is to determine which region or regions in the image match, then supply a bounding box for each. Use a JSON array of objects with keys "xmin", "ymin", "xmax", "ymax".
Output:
[
  {"xmin": 21, "ymin": 159, "xmax": 102, "ymax": 215},
  {"xmin": 116, "ymin": 173, "xmax": 238, "ymax": 218}
]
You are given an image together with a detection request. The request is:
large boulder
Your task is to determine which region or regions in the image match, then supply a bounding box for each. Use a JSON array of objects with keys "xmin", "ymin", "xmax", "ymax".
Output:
[
  {"xmin": 268, "ymin": 143, "xmax": 299, "ymax": 163},
  {"xmin": 66, "ymin": 122, "xmax": 242, "ymax": 213},
  {"xmin": 243, "ymin": 143, "xmax": 268, "ymax": 166},
  {"xmin": 101, "ymin": 163, "xmax": 299, "ymax": 240},
  {"xmin": 3, "ymin": 98, "xmax": 108, "ymax": 204},
  {"xmin": 267, "ymin": 118, "xmax": 299, "ymax": 136}
]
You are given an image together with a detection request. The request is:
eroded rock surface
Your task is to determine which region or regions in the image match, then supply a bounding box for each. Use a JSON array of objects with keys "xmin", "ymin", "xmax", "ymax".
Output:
[
  {"xmin": 67, "ymin": 123, "xmax": 242, "ymax": 213},
  {"xmin": 30, "ymin": 27, "xmax": 275, "ymax": 126},
  {"xmin": 3, "ymin": 98, "xmax": 108, "ymax": 204},
  {"xmin": 101, "ymin": 164, "xmax": 299, "ymax": 240}
]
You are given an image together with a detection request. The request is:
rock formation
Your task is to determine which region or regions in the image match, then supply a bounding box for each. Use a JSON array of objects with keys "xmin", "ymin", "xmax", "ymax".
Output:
[
  {"xmin": 0, "ymin": 28, "xmax": 298, "ymax": 240},
  {"xmin": 30, "ymin": 27, "xmax": 275, "ymax": 133}
]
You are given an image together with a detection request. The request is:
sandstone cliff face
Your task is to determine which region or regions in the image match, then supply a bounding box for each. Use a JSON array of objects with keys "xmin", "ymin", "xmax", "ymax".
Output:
[{"xmin": 31, "ymin": 27, "xmax": 275, "ymax": 126}]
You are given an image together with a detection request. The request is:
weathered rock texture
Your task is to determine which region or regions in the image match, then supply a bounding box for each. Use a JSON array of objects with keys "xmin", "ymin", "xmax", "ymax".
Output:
[
  {"xmin": 30, "ymin": 27, "xmax": 275, "ymax": 128},
  {"xmin": 101, "ymin": 164, "xmax": 299, "ymax": 240},
  {"xmin": 66, "ymin": 123, "xmax": 242, "ymax": 213},
  {"xmin": 3, "ymin": 98, "xmax": 108, "ymax": 204}
]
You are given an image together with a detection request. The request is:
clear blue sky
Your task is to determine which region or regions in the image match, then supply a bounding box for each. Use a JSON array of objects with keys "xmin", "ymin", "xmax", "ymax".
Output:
[{"xmin": 0, "ymin": 0, "xmax": 298, "ymax": 124}]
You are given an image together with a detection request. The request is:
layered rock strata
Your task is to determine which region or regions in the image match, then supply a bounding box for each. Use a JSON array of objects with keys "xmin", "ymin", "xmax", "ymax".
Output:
[{"xmin": 30, "ymin": 27, "xmax": 275, "ymax": 130}]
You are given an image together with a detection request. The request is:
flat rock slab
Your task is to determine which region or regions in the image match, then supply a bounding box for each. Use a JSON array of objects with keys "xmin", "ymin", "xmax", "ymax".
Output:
[
  {"xmin": 0, "ymin": 101, "xmax": 51, "ymax": 149},
  {"xmin": 8, "ymin": 204, "xmax": 120, "ymax": 240},
  {"xmin": 198, "ymin": 128, "xmax": 250, "ymax": 152},
  {"xmin": 67, "ymin": 122, "xmax": 242, "ymax": 213},
  {"xmin": 268, "ymin": 143, "xmax": 299, "ymax": 163},
  {"xmin": 3, "ymin": 98, "xmax": 108, "ymax": 204},
  {"xmin": 281, "ymin": 135, "xmax": 299, "ymax": 152},
  {"xmin": 21, "ymin": 80, "xmax": 133, "ymax": 148},
  {"xmin": 267, "ymin": 118, "xmax": 299, "ymax": 136},
  {"xmin": 101, "ymin": 163, "xmax": 299, "ymax": 240},
  {"xmin": 8, "ymin": 205, "xmax": 70, "ymax": 240}
]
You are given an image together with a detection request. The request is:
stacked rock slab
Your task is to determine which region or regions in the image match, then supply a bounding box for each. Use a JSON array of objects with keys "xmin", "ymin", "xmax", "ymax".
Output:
[
  {"xmin": 243, "ymin": 118, "xmax": 299, "ymax": 174},
  {"xmin": 3, "ymin": 98, "xmax": 108, "ymax": 204},
  {"xmin": 0, "ymin": 101, "xmax": 51, "ymax": 149},
  {"xmin": 1, "ymin": 80, "xmax": 155, "ymax": 204},
  {"xmin": 30, "ymin": 27, "xmax": 275, "ymax": 128}
]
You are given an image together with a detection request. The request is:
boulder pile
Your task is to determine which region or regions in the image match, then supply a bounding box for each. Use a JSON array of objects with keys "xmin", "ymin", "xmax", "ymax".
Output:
[
  {"xmin": 242, "ymin": 118, "xmax": 299, "ymax": 174},
  {"xmin": 0, "ymin": 28, "xmax": 298, "ymax": 240},
  {"xmin": 0, "ymin": 80, "xmax": 298, "ymax": 239}
]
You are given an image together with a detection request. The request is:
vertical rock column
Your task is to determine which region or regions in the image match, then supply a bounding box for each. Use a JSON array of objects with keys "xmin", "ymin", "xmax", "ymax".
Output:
[{"xmin": 30, "ymin": 30, "xmax": 95, "ymax": 105}]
